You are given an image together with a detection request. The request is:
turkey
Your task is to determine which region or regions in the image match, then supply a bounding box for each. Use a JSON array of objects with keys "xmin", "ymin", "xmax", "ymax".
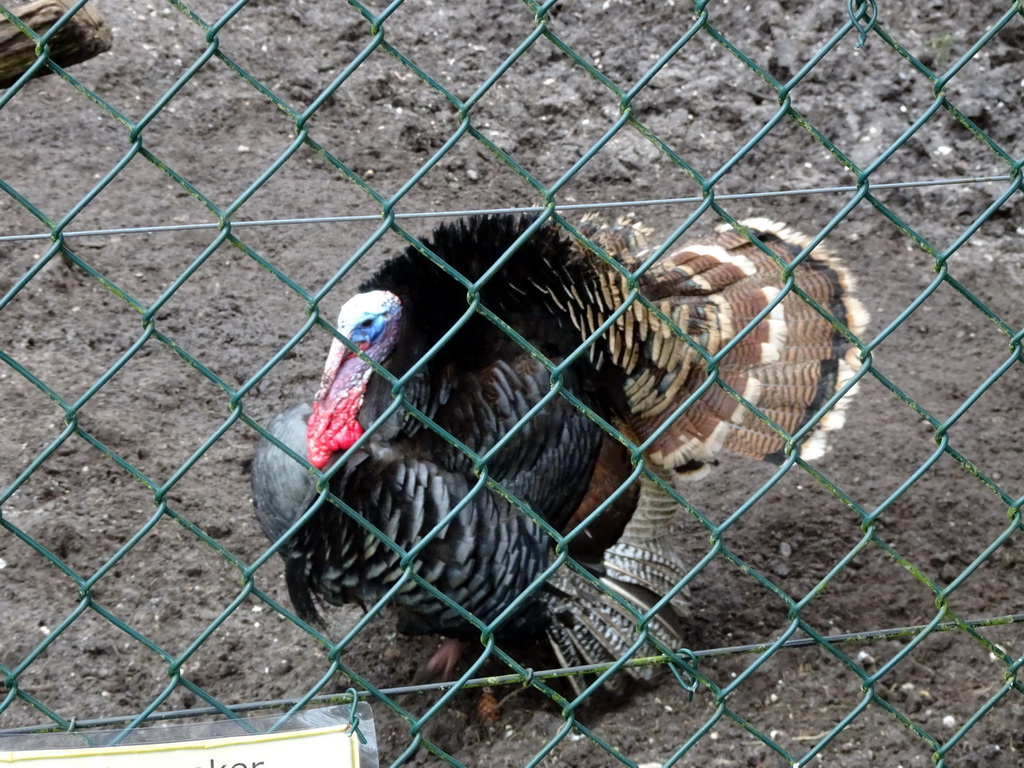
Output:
[{"xmin": 251, "ymin": 213, "xmax": 868, "ymax": 688}]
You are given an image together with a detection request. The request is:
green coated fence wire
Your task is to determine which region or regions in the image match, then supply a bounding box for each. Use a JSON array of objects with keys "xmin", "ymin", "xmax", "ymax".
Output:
[
  {"xmin": 2, "ymin": 0, "xmax": 1024, "ymax": 767},
  {"xmin": 0, "ymin": 174, "xmax": 1014, "ymax": 245},
  {"xmin": 4, "ymin": 610, "xmax": 1022, "ymax": 739}
]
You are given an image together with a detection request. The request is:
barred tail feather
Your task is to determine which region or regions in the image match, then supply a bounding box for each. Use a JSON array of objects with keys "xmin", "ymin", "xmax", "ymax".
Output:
[
  {"xmin": 545, "ymin": 472, "xmax": 691, "ymax": 694},
  {"xmin": 543, "ymin": 569, "xmax": 690, "ymax": 695}
]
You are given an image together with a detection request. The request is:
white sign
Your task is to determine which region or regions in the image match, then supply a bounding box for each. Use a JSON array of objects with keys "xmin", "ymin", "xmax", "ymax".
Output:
[{"xmin": 0, "ymin": 723, "xmax": 361, "ymax": 767}]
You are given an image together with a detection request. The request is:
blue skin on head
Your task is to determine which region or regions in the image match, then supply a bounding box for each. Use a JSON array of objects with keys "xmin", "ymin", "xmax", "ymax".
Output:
[
  {"xmin": 335, "ymin": 290, "xmax": 401, "ymax": 351},
  {"xmin": 346, "ymin": 312, "xmax": 389, "ymax": 347}
]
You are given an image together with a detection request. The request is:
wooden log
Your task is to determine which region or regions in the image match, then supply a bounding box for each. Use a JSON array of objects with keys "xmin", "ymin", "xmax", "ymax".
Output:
[{"xmin": 0, "ymin": 0, "xmax": 112, "ymax": 88}]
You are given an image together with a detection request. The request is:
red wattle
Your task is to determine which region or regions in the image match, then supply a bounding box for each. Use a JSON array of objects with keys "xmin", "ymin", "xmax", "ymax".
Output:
[{"xmin": 307, "ymin": 399, "xmax": 366, "ymax": 470}]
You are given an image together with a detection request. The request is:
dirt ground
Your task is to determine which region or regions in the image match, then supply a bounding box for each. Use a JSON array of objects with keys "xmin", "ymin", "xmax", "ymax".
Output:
[{"xmin": 2, "ymin": 1, "xmax": 1023, "ymax": 766}]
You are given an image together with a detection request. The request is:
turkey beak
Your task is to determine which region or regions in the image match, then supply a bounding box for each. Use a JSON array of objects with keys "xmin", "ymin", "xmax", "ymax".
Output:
[
  {"xmin": 314, "ymin": 333, "xmax": 374, "ymax": 410},
  {"xmin": 315, "ymin": 336, "xmax": 356, "ymax": 405}
]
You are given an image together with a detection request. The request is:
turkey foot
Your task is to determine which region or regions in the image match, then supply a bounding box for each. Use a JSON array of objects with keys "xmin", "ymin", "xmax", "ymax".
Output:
[{"xmin": 414, "ymin": 638, "xmax": 469, "ymax": 683}]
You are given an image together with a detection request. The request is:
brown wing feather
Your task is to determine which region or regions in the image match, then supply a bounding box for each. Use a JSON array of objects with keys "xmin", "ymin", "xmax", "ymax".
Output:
[
  {"xmin": 562, "ymin": 434, "xmax": 638, "ymax": 561},
  {"xmin": 572, "ymin": 215, "xmax": 869, "ymax": 471}
]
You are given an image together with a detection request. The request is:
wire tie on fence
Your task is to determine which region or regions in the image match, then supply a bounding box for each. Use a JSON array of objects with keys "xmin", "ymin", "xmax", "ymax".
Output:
[
  {"xmin": 667, "ymin": 649, "xmax": 699, "ymax": 702},
  {"xmin": 847, "ymin": 0, "xmax": 878, "ymax": 48},
  {"xmin": 344, "ymin": 688, "xmax": 367, "ymax": 745},
  {"xmin": 521, "ymin": 667, "xmax": 535, "ymax": 688},
  {"xmin": 66, "ymin": 717, "xmax": 77, "ymax": 733}
]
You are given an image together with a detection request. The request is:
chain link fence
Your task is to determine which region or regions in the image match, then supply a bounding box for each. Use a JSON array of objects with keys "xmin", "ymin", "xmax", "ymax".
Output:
[{"xmin": 2, "ymin": 1, "xmax": 1023, "ymax": 766}]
